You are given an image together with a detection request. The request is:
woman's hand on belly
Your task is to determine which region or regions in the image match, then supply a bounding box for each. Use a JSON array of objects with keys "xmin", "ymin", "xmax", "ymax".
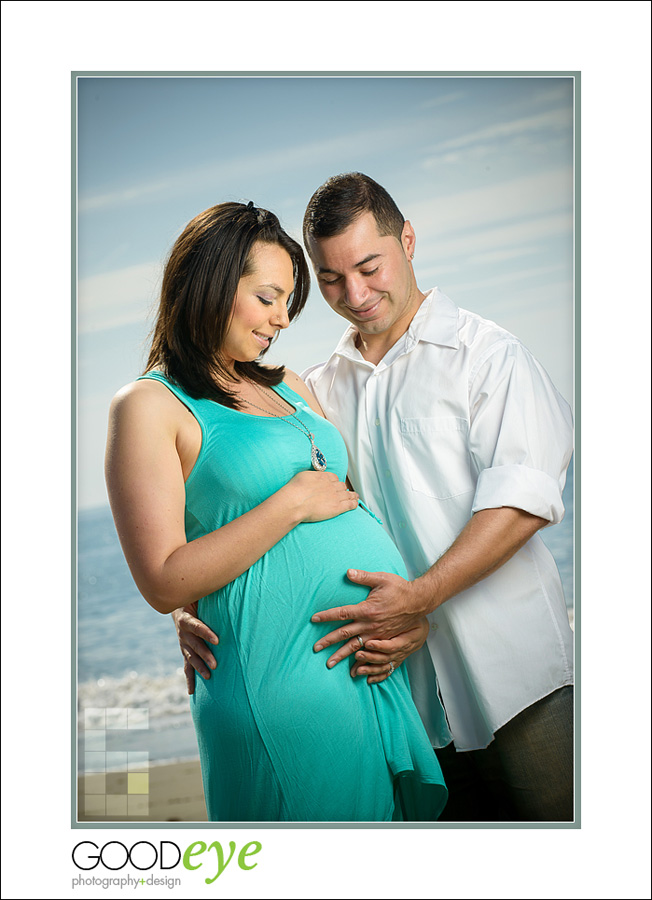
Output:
[
  {"xmin": 350, "ymin": 618, "xmax": 430, "ymax": 685},
  {"xmin": 283, "ymin": 470, "xmax": 359, "ymax": 523}
]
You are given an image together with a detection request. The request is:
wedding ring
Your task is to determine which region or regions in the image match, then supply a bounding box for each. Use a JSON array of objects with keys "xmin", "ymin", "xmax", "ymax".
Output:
[
  {"xmin": 388, "ymin": 661, "xmax": 396, "ymax": 675},
  {"xmin": 356, "ymin": 635, "xmax": 364, "ymax": 649}
]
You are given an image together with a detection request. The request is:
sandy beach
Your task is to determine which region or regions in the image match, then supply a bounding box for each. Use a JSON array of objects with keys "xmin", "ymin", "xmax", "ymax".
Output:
[{"xmin": 78, "ymin": 758, "xmax": 207, "ymax": 823}]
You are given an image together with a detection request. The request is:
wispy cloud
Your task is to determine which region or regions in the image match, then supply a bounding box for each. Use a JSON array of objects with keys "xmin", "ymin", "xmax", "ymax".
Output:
[
  {"xmin": 421, "ymin": 106, "xmax": 573, "ymax": 171},
  {"xmin": 78, "ymin": 261, "xmax": 162, "ymax": 333},
  {"xmin": 425, "ymin": 213, "xmax": 572, "ymax": 272},
  {"xmin": 409, "ymin": 168, "xmax": 573, "ymax": 241},
  {"xmin": 450, "ymin": 263, "xmax": 566, "ymax": 294},
  {"xmin": 412, "ymin": 213, "xmax": 572, "ymax": 300},
  {"xmin": 426, "ymin": 107, "xmax": 572, "ymax": 155},
  {"xmin": 418, "ymin": 90, "xmax": 467, "ymax": 109},
  {"xmin": 528, "ymin": 83, "xmax": 574, "ymax": 107},
  {"xmin": 80, "ymin": 180, "xmax": 179, "ymax": 213},
  {"xmin": 423, "ymin": 133, "xmax": 570, "ymax": 168},
  {"xmin": 467, "ymin": 245, "xmax": 540, "ymax": 266},
  {"xmin": 79, "ymin": 123, "xmax": 412, "ymax": 214}
]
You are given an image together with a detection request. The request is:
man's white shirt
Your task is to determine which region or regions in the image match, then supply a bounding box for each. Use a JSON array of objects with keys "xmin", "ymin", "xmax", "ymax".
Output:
[{"xmin": 303, "ymin": 288, "xmax": 574, "ymax": 751}]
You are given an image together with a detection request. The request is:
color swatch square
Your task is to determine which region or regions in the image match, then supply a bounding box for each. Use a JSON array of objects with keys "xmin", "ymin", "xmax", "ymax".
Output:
[
  {"xmin": 106, "ymin": 794, "xmax": 128, "ymax": 816},
  {"xmin": 128, "ymin": 708, "xmax": 149, "ymax": 730},
  {"xmin": 85, "ymin": 751, "xmax": 105, "ymax": 774},
  {"xmin": 84, "ymin": 794, "xmax": 106, "ymax": 816},
  {"xmin": 127, "ymin": 795, "xmax": 149, "ymax": 816},
  {"xmin": 128, "ymin": 751, "xmax": 149, "ymax": 771},
  {"xmin": 106, "ymin": 751, "xmax": 128, "ymax": 771},
  {"xmin": 106, "ymin": 708, "xmax": 128, "ymax": 729},
  {"xmin": 128, "ymin": 773, "xmax": 149, "ymax": 794},
  {"xmin": 105, "ymin": 771, "xmax": 127, "ymax": 795},
  {"xmin": 84, "ymin": 708, "xmax": 106, "ymax": 730},
  {"xmin": 85, "ymin": 730, "xmax": 106, "ymax": 752},
  {"xmin": 84, "ymin": 773, "xmax": 106, "ymax": 794}
]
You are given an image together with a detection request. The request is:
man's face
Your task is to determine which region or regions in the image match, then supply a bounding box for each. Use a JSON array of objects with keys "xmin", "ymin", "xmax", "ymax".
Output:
[{"xmin": 306, "ymin": 211, "xmax": 422, "ymax": 342}]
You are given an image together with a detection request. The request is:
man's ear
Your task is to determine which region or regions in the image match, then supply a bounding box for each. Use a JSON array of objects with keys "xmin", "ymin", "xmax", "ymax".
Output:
[{"xmin": 402, "ymin": 220, "xmax": 416, "ymax": 260}]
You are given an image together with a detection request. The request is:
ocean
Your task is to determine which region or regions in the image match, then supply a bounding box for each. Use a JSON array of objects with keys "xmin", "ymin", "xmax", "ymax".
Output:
[{"xmin": 77, "ymin": 461, "xmax": 575, "ymax": 767}]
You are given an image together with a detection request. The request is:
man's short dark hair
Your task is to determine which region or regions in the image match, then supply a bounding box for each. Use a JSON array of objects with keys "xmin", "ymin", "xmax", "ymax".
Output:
[{"xmin": 303, "ymin": 173, "xmax": 405, "ymax": 247}]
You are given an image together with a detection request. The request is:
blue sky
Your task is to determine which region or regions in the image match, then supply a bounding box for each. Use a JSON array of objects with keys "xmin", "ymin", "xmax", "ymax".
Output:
[{"xmin": 77, "ymin": 74, "xmax": 575, "ymax": 509}]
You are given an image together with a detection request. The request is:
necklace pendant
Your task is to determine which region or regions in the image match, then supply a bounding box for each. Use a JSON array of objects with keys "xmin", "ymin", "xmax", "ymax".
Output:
[{"xmin": 311, "ymin": 444, "xmax": 327, "ymax": 471}]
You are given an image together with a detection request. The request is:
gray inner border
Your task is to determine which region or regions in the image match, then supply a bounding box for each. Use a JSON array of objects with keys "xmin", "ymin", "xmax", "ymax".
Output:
[{"xmin": 71, "ymin": 69, "xmax": 581, "ymax": 830}]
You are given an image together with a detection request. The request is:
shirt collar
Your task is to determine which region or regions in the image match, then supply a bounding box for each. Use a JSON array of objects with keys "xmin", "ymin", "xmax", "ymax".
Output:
[
  {"xmin": 329, "ymin": 286, "xmax": 460, "ymax": 365},
  {"xmin": 411, "ymin": 287, "xmax": 460, "ymax": 349},
  {"xmin": 331, "ymin": 324, "xmax": 368, "ymax": 363}
]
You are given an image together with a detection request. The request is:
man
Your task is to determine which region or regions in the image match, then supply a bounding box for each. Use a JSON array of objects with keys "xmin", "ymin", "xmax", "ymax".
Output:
[{"xmin": 174, "ymin": 173, "xmax": 574, "ymax": 822}]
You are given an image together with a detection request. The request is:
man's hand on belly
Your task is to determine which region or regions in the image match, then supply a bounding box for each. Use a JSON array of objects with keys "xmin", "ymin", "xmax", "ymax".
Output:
[{"xmin": 311, "ymin": 570, "xmax": 429, "ymax": 668}]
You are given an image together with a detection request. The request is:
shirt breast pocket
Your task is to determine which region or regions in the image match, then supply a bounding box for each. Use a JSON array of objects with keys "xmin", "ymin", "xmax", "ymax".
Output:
[{"xmin": 400, "ymin": 416, "xmax": 476, "ymax": 500}]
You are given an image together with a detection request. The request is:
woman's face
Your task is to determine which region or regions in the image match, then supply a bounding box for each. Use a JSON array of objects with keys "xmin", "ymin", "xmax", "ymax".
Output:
[{"xmin": 222, "ymin": 242, "xmax": 295, "ymax": 369}]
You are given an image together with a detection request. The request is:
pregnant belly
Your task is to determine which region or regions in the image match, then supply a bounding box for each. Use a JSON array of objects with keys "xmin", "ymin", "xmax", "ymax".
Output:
[
  {"xmin": 198, "ymin": 505, "xmax": 406, "ymax": 658},
  {"xmin": 288, "ymin": 503, "xmax": 407, "ymax": 594},
  {"xmin": 194, "ymin": 506, "xmax": 409, "ymax": 750}
]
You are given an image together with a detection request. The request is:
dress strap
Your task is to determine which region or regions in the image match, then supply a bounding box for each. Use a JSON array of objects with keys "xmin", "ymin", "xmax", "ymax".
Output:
[{"xmin": 137, "ymin": 371, "xmax": 208, "ymax": 434}]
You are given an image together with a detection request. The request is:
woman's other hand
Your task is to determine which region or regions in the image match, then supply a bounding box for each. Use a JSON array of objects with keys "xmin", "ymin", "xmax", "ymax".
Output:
[
  {"xmin": 283, "ymin": 470, "xmax": 359, "ymax": 523},
  {"xmin": 350, "ymin": 617, "xmax": 430, "ymax": 685},
  {"xmin": 171, "ymin": 604, "xmax": 219, "ymax": 695}
]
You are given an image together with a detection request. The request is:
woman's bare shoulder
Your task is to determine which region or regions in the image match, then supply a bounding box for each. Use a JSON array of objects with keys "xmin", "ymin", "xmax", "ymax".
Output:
[
  {"xmin": 110, "ymin": 377, "xmax": 184, "ymax": 425},
  {"xmin": 282, "ymin": 367, "xmax": 304, "ymax": 388},
  {"xmin": 112, "ymin": 376, "xmax": 165, "ymax": 405}
]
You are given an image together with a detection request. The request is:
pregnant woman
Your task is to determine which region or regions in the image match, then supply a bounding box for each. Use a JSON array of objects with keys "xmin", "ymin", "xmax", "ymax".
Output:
[{"xmin": 105, "ymin": 201, "xmax": 447, "ymax": 822}]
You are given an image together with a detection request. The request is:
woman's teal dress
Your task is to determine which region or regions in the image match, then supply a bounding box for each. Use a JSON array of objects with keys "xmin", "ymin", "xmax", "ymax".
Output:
[{"xmin": 141, "ymin": 373, "xmax": 447, "ymax": 822}]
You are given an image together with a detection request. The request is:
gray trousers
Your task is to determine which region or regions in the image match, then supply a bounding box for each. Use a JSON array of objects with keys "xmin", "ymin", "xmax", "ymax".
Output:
[{"xmin": 436, "ymin": 686, "xmax": 574, "ymax": 822}]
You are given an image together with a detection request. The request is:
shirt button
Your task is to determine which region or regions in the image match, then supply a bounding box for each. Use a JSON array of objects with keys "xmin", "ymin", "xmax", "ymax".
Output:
[
  {"xmin": 430, "ymin": 623, "xmax": 439, "ymax": 633},
  {"xmin": 385, "ymin": 469, "xmax": 391, "ymax": 477},
  {"xmin": 398, "ymin": 521, "xmax": 406, "ymax": 529},
  {"xmin": 374, "ymin": 418, "xmax": 380, "ymax": 426}
]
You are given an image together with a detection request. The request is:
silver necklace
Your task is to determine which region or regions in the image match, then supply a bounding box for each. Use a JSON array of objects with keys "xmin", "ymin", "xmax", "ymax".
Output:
[{"xmin": 241, "ymin": 382, "xmax": 327, "ymax": 471}]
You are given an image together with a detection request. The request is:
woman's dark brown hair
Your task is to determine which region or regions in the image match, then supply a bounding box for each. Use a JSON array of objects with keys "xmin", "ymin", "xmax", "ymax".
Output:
[{"xmin": 146, "ymin": 201, "xmax": 310, "ymax": 408}]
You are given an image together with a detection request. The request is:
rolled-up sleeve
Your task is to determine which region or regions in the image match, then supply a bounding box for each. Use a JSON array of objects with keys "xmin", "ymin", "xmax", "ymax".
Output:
[{"xmin": 468, "ymin": 340, "xmax": 573, "ymax": 524}]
